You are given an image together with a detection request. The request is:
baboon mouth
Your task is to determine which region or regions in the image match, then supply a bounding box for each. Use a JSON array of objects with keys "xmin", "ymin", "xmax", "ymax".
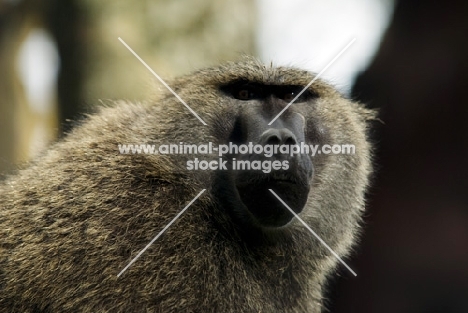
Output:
[
  {"xmin": 236, "ymin": 171, "xmax": 305, "ymax": 187},
  {"xmin": 272, "ymin": 179, "xmax": 297, "ymax": 185},
  {"xmin": 235, "ymin": 174, "xmax": 310, "ymax": 228}
]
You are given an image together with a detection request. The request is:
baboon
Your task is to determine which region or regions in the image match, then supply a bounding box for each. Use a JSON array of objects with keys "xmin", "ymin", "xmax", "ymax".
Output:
[{"xmin": 0, "ymin": 57, "xmax": 374, "ymax": 312}]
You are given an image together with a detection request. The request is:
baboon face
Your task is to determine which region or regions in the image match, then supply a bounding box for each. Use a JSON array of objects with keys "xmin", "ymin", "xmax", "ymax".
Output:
[
  {"xmin": 219, "ymin": 81, "xmax": 317, "ymax": 228},
  {"xmin": 173, "ymin": 59, "xmax": 369, "ymax": 233}
]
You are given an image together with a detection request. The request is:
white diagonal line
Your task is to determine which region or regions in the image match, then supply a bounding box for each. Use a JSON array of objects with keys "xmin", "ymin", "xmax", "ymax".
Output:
[
  {"xmin": 268, "ymin": 38, "xmax": 356, "ymax": 125},
  {"xmin": 117, "ymin": 189, "xmax": 206, "ymax": 277},
  {"xmin": 268, "ymin": 189, "xmax": 357, "ymax": 276},
  {"xmin": 118, "ymin": 37, "xmax": 207, "ymax": 126}
]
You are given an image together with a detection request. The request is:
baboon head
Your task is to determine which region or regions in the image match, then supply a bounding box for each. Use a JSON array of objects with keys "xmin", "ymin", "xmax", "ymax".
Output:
[{"xmin": 168, "ymin": 57, "xmax": 373, "ymax": 234}]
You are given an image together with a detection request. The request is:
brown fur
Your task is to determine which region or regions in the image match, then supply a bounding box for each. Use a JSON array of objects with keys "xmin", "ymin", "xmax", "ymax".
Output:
[{"xmin": 0, "ymin": 58, "xmax": 374, "ymax": 312}]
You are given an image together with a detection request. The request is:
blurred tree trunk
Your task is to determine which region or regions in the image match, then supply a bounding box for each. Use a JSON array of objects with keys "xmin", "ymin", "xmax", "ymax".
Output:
[
  {"xmin": 0, "ymin": 0, "xmax": 255, "ymax": 175},
  {"xmin": 0, "ymin": 5, "xmax": 16, "ymax": 175}
]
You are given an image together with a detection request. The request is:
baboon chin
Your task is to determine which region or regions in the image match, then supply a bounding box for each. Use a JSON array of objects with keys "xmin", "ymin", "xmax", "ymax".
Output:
[{"xmin": 0, "ymin": 57, "xmax": 374, "ymax": 312}]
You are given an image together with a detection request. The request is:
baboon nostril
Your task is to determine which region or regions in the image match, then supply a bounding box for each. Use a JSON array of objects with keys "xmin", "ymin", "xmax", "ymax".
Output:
[
  {"xmin": 266, "ymin": 135, "xmax": 281, "ymax": 145},
  {"xmin": 285, "ymin": 136, "xmax": 296, "ymax": 145},
  {"xmin": 261, "ymin": 128, "xmax": 298, "ymax": 146}
]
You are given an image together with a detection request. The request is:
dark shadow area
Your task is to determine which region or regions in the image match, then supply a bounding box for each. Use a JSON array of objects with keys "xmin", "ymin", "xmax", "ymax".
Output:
[
  {"xmin": 328, "ymin": 0, "xmax": 468, "ymax": 312},
  {"xmin": 46, "ymin": 0, "xmax": 88, "ymax": 135}
]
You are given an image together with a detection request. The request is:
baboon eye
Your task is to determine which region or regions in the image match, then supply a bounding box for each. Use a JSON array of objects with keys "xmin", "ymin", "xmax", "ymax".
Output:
[
  {"xmin": 277, "ymin": 86, "xmax": 317, "ymax": 103},
  {"xmin": 234, "ymin": 85, "xmax": 262, "ymax": 101},
  {"xmin": 237, "ymin": 88, "xmax": 252, "ymax": 100},
  {"xmin": 220, "ymin": 81, "xmax": 264, "ymax": 101},
  {"xmin": 282, "ymin": 91, "xmax": 296, "ymax": 102}
]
